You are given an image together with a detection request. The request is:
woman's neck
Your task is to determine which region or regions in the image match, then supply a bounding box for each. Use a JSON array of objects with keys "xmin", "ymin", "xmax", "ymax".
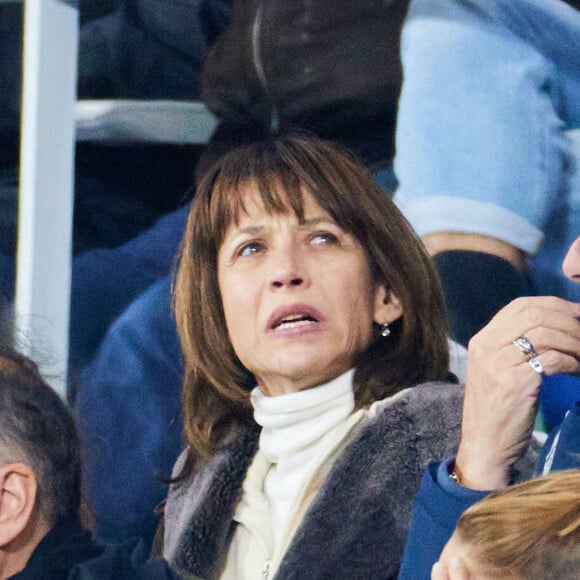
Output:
[
  {"xmin": 252, "ymin": 369, "xmax": 355, "ymax": 461},
  {"xmin": 251, "ymin": 369, "xmax": 357, "ymax": 545}
]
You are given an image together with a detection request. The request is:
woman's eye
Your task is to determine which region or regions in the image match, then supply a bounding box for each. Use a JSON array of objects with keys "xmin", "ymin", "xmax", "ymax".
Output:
[
  {"xmin": 237, "ymin": 241, "xmax": 264, "ymax": 257},
  {"xmin": 311, "ymin": 232, "xmax": 338, "ymax": 245}
]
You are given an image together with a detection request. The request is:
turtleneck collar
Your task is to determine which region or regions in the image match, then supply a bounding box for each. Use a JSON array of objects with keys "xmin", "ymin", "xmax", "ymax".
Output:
[{"xmin": 251, "ymin": 369, "xmax": 355, "ymax": 465}]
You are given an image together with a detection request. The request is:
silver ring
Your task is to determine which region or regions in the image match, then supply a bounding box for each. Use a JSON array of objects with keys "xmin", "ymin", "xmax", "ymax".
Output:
[
  {"xmin": 528, "ymin": 356, "xmax": 544, "ymax": 375},
  {"xmin": 513, "ymin": 336, "xmax": 538, "ymax": 360}
]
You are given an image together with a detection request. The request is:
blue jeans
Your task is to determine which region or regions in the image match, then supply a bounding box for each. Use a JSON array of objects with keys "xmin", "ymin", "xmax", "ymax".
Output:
[
  {"xmin": 74, "ymin": 276, "xmax": 183, "ymax": 549},
  {"xmin": 69, "ymin": 205, "xmax": 188, "ymax": 371},
  {"xmin": 69, "ymin": 207, "xmax": 188, "ymax": 547},
  {"xmin": 394, "ymin": 0, "xmax": 580, "ymax": 301},
  {"xmin": 77, "ymin": 0, "xmax": 225, "ymax": 99}
]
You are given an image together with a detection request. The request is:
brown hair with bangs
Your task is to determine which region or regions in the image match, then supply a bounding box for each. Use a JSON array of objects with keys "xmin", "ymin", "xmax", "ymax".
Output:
[{"xmin": 174, "ymin": 133, "xmax": 450, "ymax": 471}]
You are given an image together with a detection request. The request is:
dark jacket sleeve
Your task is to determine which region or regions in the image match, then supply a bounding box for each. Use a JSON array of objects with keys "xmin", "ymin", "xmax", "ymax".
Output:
[
  {"xmin": 68, "ymin": 537, "xmax": 186, "ymax": 580},
  {"xmin": 398, "ymin": 462, "xmax": 488, "ymax": 580}
]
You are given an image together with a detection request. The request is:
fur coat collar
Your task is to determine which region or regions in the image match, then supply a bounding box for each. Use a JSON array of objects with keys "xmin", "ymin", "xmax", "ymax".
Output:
[{"xmin": 164, "ymin": 381, "xmax": 465, "ymax": 579}]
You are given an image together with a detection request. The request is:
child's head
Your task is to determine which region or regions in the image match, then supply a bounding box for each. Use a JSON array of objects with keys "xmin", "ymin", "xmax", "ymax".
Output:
[{"xmin": 444, "ymin": 469, "xmax": 580, "ymax": 579}]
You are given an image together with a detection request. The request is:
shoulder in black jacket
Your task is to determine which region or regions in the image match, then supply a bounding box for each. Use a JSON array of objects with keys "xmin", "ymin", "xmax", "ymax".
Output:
[{"xmin": 9, "ymin": 518, "xmax": 181, "ymax": 580}]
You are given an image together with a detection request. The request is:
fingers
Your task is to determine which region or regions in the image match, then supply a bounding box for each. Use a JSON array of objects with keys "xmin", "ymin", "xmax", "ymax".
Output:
[
  {"xmin": 503, "ymin": 296, "xmax": 580, "ymax": 322},
  {"xmin": 467, "ymin": 297, "xmax": 580, "ymax": 388},
  {"xmin": 473, "ymin": 304, "xmax": 580, "ymax": 351},
  {"xmin": 529, "ymin": 349, "xmax": 580, "ymax": 377},
  {"xmin": 432, "ymin": 558, "xmax": 470, "ymax": 580},
  {"xmin": 502, "ymin": 326, "xmax": 580, "ymax": 380},
  {"xmin": 431, "ymin": 561, "xmax": 448, "ymax": 580},
  {"xmin": 523, "ymin": 327, "xmax": 580, "ymax": 360}
]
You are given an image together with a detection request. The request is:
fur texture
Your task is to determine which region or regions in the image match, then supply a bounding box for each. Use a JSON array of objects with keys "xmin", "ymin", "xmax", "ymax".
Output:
[{"xmin": 164, "ymin": 381, "xmax": 466, "ymax": 579}]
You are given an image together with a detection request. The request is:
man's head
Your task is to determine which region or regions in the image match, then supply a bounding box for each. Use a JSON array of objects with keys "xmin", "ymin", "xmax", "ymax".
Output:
[{"xmin": 0, "ymin": 344, "xmax": 81, "ymax": 577}]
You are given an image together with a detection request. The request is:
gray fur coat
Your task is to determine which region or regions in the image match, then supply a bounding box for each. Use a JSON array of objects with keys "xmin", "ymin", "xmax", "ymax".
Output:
[{"xmin": 163, "ymin": 381, "xmax": 464, "ymax": 579}]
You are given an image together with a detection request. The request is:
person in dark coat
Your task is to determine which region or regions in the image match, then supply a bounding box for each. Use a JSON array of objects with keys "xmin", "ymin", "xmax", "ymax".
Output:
[{"xmin": 196, "ymin": 0, "xmax": 409, "ymax": 179}]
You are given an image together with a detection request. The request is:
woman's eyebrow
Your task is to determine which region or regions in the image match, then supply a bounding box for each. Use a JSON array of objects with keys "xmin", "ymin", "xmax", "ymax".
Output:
[
  {"xmin": 231, "ymin": 225, "xmax": 266, "ymax": 237},
  {"xmin": 227, "ymin": 215, "xmax": 336, "ymax": 240},
  {"xmin": 299, "ymin": 215, "xmax": 336, "ymax": 227}
]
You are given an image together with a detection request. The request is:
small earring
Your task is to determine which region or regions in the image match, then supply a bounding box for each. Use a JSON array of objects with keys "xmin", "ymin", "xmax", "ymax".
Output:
[{"xmin": 380, "ymin": 322, "xmax": 391, "ymax": 337}]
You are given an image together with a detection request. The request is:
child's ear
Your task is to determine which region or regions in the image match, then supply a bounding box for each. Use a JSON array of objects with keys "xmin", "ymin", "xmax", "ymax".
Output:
[{"xmin": 0, "ymin": 463, "xmax": 38, "ymax": 547}]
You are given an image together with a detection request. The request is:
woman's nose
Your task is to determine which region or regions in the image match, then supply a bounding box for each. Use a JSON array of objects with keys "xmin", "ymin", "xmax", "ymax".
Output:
[
  {"xmin": 271, "ymin": 275, "xmax": 304, "ymax": 289},
  {"xmin": 269, "ymin": 245, "xmax": 308, "ymax": 289}
]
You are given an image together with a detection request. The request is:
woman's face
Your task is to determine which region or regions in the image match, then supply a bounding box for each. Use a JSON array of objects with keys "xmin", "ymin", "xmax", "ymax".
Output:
[{"xmin": 217, "ymin": 184, "xmax": 402, "ymax": 396}]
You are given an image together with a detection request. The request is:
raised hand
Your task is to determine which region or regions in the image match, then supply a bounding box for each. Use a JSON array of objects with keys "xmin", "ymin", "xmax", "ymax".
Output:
[{"xmin": 455, "ymin": 296, "xmax": 580, "ymax": 490}]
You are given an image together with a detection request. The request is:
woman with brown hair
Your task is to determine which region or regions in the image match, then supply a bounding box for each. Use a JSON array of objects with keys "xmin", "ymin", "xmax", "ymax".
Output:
[{"xmin": 163, "ymin": 133, "xmax": 464, "ymax": 579}]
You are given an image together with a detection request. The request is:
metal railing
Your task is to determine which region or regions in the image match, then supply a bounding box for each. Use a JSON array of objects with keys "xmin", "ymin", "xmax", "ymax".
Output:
[
  {"xmin": 12, "ymin": 0, "xmax": 215, "ymax": 396},
  {"xmin": 14, "ymin": 0, "xmax": 78, "ymax": 397}
]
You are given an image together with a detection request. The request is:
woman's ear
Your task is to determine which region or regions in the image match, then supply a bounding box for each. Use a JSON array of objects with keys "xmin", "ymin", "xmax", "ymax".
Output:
[
  {"xmin": 0, "ymin": 463, "xmax": 38, "ymax": 547},
  {"xmin": 373, "ymin": 285, "xmax": 403, "ymax": 326}
]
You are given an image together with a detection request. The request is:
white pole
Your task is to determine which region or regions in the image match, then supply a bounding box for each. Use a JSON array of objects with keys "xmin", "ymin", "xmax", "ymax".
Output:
[{"xmin": 15, "ymin": 0, "xmax": 78, "ymax": 397}]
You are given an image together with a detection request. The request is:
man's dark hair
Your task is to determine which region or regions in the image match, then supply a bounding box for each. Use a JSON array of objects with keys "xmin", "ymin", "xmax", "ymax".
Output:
[{"xmin": 0, "ymin": 343, "xmax": 82, "ymax": 524}]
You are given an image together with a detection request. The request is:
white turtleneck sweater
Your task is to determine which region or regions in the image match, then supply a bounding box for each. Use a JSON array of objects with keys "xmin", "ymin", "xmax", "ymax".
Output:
[{"xmin": 220, "ymin": 369, "xmax": 380, "ymax": 580}]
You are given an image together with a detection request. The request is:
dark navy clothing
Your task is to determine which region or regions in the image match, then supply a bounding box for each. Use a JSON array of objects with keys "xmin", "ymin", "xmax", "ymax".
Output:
[
  {"xmin": 540, "ymin": 373, "xmax": 580, "ymax": 429},
  {"xmin": 74, "ymin": 277, "xmax": 183, "ymax": 551},
  {"xmin": 397, "ymin": 462, "xmax": 488, "ymax": 580},
  {"xmin": 77, "ymin": 0, "xmax": 233, "ymax": 100},
  {"xmin": 0, "ymin": 3, "xmax": 22, "ymax": 168},
  {"xmin": 10, "ymin": 517, "xmax": 178, "ymax": 580},
  {"xmin": 69, "ymin": 206, "xmax": 188, "ymax": 372},
  {"xmin": 433, "ymin": 252, "xmax": 533, "ymax": 347}
]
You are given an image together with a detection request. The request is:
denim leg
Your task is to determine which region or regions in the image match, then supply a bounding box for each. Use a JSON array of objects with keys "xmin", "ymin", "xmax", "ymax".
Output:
[
  {"xmin": 78, "ymin": 0, "xmax": 211, "ymax": 99},
  {"xmin": 74, "ymin": 277, "xmax": 183, "ymax": 550},
  {"xmin": 69, "ymin": 205, "xmax": 188, "ymax": 371},
  {"xmin": 394, "ymin": 0, "xmax": 580, "ymax": 299}
]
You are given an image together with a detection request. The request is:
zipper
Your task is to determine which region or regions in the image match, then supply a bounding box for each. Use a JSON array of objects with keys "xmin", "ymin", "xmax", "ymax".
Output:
[
  {"xmin": 261, "ymin": 560, "xmax": 272, "ymax": 580},
  {"xmin": 251, "ymin": 1, "xmax": 280, "ymax": 133}
]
